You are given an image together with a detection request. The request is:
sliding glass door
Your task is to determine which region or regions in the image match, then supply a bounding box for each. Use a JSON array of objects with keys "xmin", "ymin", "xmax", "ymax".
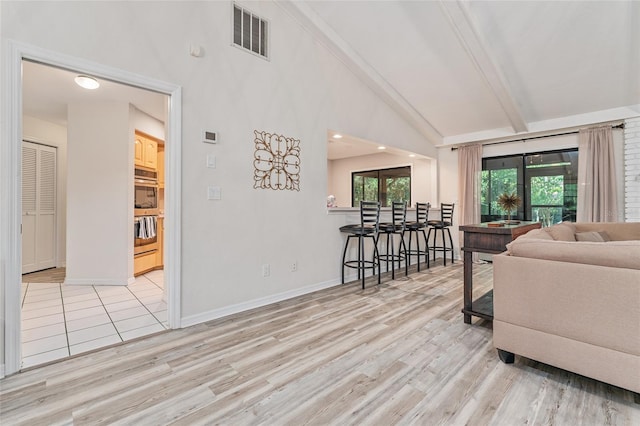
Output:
[
  {"xmin": 481, "ymin": 156, "xmax": 524, "ymax": 222},
  {"xmin": 481, "ymin": 149, "xmax": 578, "ymax": 225},
  {"xmin": 525, "ymin": 151, "xmax": 578, "ymax": 225}
]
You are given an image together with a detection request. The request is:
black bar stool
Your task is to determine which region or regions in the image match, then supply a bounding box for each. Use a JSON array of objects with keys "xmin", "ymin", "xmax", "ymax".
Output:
[
  {"xmin": 427, "ymin": 203, "xmax": 455, "ymax": 266},
  {"xmin": 404, "ymin": 202, "xmax": 430, "ymax": 271},
  {"xmin": 378, "ymin": 201, "xmax": 408, "ymax": 280},
  {"xmin": 340, "ymin": 201, "xmax": 381, "ymax": 289}
]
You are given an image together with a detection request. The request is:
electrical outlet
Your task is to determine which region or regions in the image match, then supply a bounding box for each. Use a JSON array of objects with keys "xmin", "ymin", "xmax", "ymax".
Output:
[
  {"xmin": 262, "ymin": 264, "xmax": 270, "ymax": 277},
  {"xmin": 290, "ymin": 261, "xmax": 297, "ymax": 272}
]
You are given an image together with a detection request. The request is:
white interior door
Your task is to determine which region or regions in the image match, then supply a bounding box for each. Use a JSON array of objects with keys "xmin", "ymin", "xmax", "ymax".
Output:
[{"xmin": 22, "ymin": 141, "xmax": 57, "ymax": 274}]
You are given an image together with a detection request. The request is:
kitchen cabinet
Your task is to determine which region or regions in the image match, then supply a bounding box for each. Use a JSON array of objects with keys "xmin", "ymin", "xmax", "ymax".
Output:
[
  {"xmin": 144, "ymin": 138, "xmax": 158, "ymax": 169},
  {"xmin": 134, "ymin": 136, "xmax": 144, "ymax": 166},
  {"xmin": 134, "ymin": 251, "xmax": 157, "ymax": 276},
  {"xmin": 156, "ymin": 217, "xmax": 164, "ymax": 268},
  {"xmin": 157, "ymin": 144, "xmax": 165, "ymax": 188},
  {"xmin": 134, "ymin": 131, "xmax": 159, "ymax": 170}
]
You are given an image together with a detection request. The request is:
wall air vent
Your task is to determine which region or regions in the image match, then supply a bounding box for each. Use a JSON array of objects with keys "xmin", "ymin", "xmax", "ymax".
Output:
[{"xmin": 233, "ymin": 3, "xmax": 269, "ymax": 60}]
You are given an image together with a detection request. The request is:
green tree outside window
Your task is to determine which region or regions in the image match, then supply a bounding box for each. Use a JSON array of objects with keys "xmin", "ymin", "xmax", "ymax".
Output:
[{"xmin": 352, "ymin": 167, "xmax": 411, "ymax": 207}]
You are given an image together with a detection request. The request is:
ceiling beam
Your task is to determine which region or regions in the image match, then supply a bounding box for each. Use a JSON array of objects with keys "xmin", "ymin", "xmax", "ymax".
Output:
[
  {"xmin": 439, "ymin": 0, "xmax": 529, "ymax": 134},
  {"xmin": 276, "ymin": 0, "xmax": 443, "ymax": 146}
]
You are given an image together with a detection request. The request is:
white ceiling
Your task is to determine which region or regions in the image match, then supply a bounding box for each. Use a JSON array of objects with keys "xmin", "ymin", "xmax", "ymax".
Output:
[
  {"xmin": 22, "ymin": 60, "xmax": 167, "ymax": 126},
  {"xmin": 287, "ymin": 0, "xmax": 639, "ymax": 147},
  {"xmin": 22, "ymin": 1, "xmax": 640, "ymax": 156},
  {"xmin": 327, "ymin": 130, "xmax": 427, "ymax": 160}
]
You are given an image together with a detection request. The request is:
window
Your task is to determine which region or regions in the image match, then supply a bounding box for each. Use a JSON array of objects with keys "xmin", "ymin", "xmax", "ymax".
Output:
[
  {"xmin": 233, "ymin": 4, "xmax": 269, "ymax": 59},
  {"xmin": 352, "ymin": 166, "xmax": 411, "ymax": 207},
  {"xmin": 481, "ymin": 149, "xmax": 578, "ymax": 225}
]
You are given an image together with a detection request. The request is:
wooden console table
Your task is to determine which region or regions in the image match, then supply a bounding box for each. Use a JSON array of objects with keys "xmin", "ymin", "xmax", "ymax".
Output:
[{"xmin": 460, "ymin": 221, "xmax": 541, "ymax": 324}]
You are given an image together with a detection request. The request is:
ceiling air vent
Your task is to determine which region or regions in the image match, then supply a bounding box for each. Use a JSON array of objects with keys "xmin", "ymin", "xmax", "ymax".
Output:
[{"xmin": 233, "ymin": 3, "xmax": 269, "ymax": 60}]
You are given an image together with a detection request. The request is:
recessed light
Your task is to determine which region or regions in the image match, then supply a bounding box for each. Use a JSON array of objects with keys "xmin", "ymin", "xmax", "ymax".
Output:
[
  {"xmin": 333, "ymin": 134, "xmax": 343, "ymax": 139},
  {"xmin": 378, "ymin": 146, "xmax": 386, "ymax": 150},
  {"xmin": 74, "ymin": 75, "xmax": 100, "ymax": 90},
  {"xmin": 409, "ymin": 154, "xmax": 416, "ymax": 158}
]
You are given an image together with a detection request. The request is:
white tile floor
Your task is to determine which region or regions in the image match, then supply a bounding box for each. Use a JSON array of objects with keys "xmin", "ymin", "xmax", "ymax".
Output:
[{"xmin": 21, "ymin": 269, "xmax": 168, "ymax": 369}]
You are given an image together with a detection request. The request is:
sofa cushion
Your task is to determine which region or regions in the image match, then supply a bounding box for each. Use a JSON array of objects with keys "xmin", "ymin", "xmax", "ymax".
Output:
[
  {"xmin": 521, "ymin": 228, "xmax": 554, "ymax": 241},
  {"xmin": 575, "ymin": 222, "xmax": 640, "ymax": 241},
  {"xmin": 506, "ymin": 239, "xmax": 640, "ymax": 270},
  {"xmin": 575, "ymin": 231, "xmax": 610, "ymax": 242},
  {"xmin": 546, "ymin": 222, "xmax": 576, "ymax": 241}
]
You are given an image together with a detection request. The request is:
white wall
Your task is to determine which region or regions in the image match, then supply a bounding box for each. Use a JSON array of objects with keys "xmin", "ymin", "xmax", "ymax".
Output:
[
  {"xmin": 0, "ymin": 0, "xmax": 435, "ymax": 331},
  {"xmin": 132, "ymin": 107, "xmax": 165, "ymax": 141},
  {"xmin": 438, "ymin": 129, "xmax": 627, "ymax": 258},
  {"xmin": 65, "ymin": 102, "xmax": 131, "ymax": 285},
  {"xmin": 23, "ymin": 108, "xmax": 164, "ymax": 283},
  {"xmin": 328, "ymin": 152, "xmax": 433, "ymax": 208},
  {"xmin": 22, "ymin": 116, "xmax": 67, "ymax": 268}
]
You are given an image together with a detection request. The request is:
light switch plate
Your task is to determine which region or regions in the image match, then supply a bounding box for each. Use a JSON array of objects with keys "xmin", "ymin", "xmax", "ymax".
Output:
[
  {"xmin": 206, "ymin": 154, "xmax": 216, "ymax": 169},
  {"xmin": 207, "ymin": 186, "xmax": 221, "ymax": 200}
]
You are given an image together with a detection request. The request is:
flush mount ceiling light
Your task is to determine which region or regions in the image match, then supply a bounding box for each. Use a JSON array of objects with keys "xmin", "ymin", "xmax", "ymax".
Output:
[
  {"xmin": 377, "ymin": 146, "xmax": 386, "ymax": 150},
  {"xmin": 74, "ymin": 75, "xmax": 100, "ymax": 90},
  {"xmin": 332, "ymin": 134, "xmax": 343, "ymax": 139}
]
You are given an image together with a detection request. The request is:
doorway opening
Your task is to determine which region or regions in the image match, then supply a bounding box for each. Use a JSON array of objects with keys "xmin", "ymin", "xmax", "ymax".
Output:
[
  {"xmin": 20, "ymin": 60, "xmax": 169, "ymax": 368},
  {"xmin": 2, "ymin": 42, "xmax": 182, "ymax": 376}
]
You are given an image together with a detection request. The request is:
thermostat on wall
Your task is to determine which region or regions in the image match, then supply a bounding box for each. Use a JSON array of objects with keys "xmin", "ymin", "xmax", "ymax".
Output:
[{"xmin": 203, "ymin": 131, "xmax": 217, "ymax": 144}]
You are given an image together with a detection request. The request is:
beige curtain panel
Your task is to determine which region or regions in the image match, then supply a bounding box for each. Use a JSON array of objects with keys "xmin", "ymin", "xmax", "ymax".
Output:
[
  {"xmin": 458, "ymin": 144, "xmax": 482, "ymax": 260},
  {"xmin": 577, "ymin": 126, "xmax": 618, "ymax": 222}
]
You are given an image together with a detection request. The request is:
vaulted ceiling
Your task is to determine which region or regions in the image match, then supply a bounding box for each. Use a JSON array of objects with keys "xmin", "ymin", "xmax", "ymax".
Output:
[
  {"xmin": 22, "ymin": 1, "xmax": 639, "ymax": 153},
  {"xmin": 284, "ymin": 0, "xmax": 639, "ymax": 147}
]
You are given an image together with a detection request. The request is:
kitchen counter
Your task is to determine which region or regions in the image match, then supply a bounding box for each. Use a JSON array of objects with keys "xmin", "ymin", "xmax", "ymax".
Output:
[{"xmin": 327, "ymin": 206, "xmax": 439, "ymax": 215}]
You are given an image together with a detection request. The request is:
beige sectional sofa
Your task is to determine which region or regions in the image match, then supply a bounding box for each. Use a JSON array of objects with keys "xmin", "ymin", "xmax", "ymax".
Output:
[{"xmin": 492, "ymin": 222, "xmax": 640, "ymax": 395}]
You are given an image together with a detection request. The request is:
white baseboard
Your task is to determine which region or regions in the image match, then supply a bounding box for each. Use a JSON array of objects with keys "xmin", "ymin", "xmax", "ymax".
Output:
[
  {"xmin": 180, "ymin": 256, "xmax": 464, "ymax": 329},
  {"xmin": 63, "ymin": 278, "xmax": 129, "ymax": 286},
  {"xmin": 181, "ymin": 278, "xmax": 343, "ymax": 328}
]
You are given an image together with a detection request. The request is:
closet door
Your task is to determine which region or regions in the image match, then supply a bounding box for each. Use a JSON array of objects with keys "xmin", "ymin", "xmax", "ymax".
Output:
[{"xmin": 22, "ymin": 141, "xmax": 57, "ymax": 274}]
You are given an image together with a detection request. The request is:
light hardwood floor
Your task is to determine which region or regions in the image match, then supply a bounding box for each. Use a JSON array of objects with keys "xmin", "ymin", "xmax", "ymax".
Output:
[{"xmin": 1, "ymin": 261, "xmax": 638, "ymax": 425}]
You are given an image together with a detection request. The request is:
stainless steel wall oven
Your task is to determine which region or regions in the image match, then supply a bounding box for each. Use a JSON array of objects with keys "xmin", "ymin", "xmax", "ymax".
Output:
[
  {"xmin": 134, "ymin": 168, "xmax": 158, "ymax": 216},
  {"xmin": 134, "ymin": 168, "xmax": 159, "ymax": 255}
]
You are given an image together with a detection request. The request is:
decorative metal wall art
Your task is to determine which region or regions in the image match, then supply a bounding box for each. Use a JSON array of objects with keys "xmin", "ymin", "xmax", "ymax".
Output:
[{"xmin": 253, "ymin": 130, "xmax": 301, "ymax": 191}]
